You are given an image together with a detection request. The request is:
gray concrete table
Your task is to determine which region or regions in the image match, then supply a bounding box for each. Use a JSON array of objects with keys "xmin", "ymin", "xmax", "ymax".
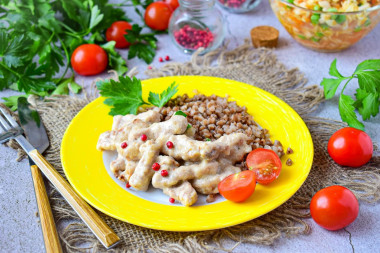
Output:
[{"xmin": 0, "ymin": 0, "xmax": 379, "ymax": 252}]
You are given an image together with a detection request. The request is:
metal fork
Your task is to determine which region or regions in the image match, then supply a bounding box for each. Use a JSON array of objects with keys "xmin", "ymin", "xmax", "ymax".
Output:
[{"xmin": 0, "ymin": 108, "xmax": 120, "ymax": 249}]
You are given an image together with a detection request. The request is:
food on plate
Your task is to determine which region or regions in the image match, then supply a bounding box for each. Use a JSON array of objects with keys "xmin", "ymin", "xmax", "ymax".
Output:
[
  {"xmin": 270, "ymin": 0, "xmax": 380, "ymax": 51},
  {"xmin": 71, "ymin": 44, "xmax": 108, "ymax": 76},
  {"xmin": 310, "ymin": 185, "xmax": 359, "ymax": 230},
  {"xmin": 328, "ymin": 127, "xmax": 373, "ymax": 167},
  {"xmin": 286, "ymin": 158, "xmax": 293, "ymax": 166},
  {"xmin": 97, "ymin": 93, "xmax": 286, "ymax": 206},
  {"xmin": 250, "ymin": 26, "xmax": 280, "ymax": 48},
  {"xmin": 144, "ymin": 2, "xmax": 173, "ymax": 31},
  {"xmin": 218, "ymin": 170, "xmax": 257, "ymax": 202},
  {"xmin": 246, "ymin": 148, "xmax": 282, "ymax": 185},
  {"xmin": 106, "ymin": 21, "xmax": 133, "ymax": 48}
]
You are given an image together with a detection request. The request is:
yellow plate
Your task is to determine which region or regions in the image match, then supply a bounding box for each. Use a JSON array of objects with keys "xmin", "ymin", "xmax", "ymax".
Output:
[{"xmin": 61, "ymin": 76, "xmax": 313, "ymax": 232}]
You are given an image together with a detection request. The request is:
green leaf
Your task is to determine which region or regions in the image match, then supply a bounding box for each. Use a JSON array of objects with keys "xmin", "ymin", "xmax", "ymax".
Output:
[
  {"xmin": 2, "ymin": 95, "xmax": 28, "ymax": 111},
  {"xmin": 320, "ymin": 78, "xmax": 344, "ymax": 99},
  {"xmin": 335, "ymin": 15, "xmax": 346, "ymax": 24},
  {"xmin": 329, "ymin": 59, "xmax": 343, "ymax": 78},
  {"xmin": 205, "ymin": 138, "xmax": 211, "ymax": 141},
  {"xmin": 124, "ymin": 24, "xmax": 157, "ymax": 64},
  {"xmin": 311, "ymin": 14, "xmax": 320, "ymax": 25},
  {"xmin": 52, "ymin": 76, "xmax": 82, "ymax": 95},
  {"xmin": 356, "ymin": 70, "xmax": 380, "ymax": 93},
  {"xmin": 89, "ymin": 5, "xmax": 104, "ymax": 30},
  {"xmin": 339, "ymin": 94, "xmax": 365, "ymax": 130},
  {"xmin": 354, "ymin": 89, "xmax": 380, "ymax": 120},
  {"xmin": 148, "ymin": 82, "xmax": 178, "ymax": 107},
  {"xmin": 354, "ymin": 59, "xmax": 380, "ymax": 73},
  {"xmin": 96, "ymin": 76, "xmax": 147, "ymax": 115},
  {"xmin": 174, "ymin": 110, "xmax": 187, "ymax": 117},
  {"xmin": 187, "ymin": 124, "xmax": 191, "ymax": 130},
  {"xmin": 101, "ymin": 41, "xmax": 128, "ymax": 76}
]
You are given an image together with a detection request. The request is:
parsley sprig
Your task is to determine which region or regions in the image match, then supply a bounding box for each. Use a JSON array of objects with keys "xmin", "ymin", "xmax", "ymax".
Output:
[
  {"xmin": 96, "ymin": 76, "xmax": 179, "ymax": 116},
  {"xmin": 321, "ymin": 59, "xmax": 380, "ymax": 130}
]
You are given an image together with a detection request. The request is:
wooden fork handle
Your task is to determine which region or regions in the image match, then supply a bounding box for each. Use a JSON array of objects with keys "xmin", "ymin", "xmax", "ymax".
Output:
[
  {"xmin": 31, "ymin": 165, "xmax": 63, "ymax": 253},
  {"xmin": 29, "ymin": 149, "xmax": 120, "ymax": 249}
]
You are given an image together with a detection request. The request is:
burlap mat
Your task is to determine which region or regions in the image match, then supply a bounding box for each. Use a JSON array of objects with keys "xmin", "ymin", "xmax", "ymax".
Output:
[{"xmin": 3, "ymin": 40, "xmax": 380, "ymax": 252}]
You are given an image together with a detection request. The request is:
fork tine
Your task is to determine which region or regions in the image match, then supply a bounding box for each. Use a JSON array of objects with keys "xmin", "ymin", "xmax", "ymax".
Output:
[
  {"xmin": 0, "ymin": 113, "xmax": 12, "ymax": 130},
  {"xmin": 0, "ymin": 107, "xmax": 19, "ymax": 128}
]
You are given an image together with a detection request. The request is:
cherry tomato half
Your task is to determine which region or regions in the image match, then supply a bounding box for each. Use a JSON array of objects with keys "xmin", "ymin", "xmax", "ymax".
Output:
[
  {"xmin": 246, "ymin": 148, "xmax": 282, "ymax": 185},
  {"xmin": 328, "ymin": 127, "xmax": 373, "ymax": 167},
  {"xmin": 218, "ymin": 170, "xmax": 256, "ymax": 202},
  {"xmin": 106, "ymin": 21, "xmax": 132, "ymax": 48},
  {"xmin": 144, "ymin": 2, "xmax": 173, "ymax": 31},
  {"xmin": 164, "ymin": 0, "xmax": 179, "ymax": 10},
  {"xmin": 71, "ymin": 44, "xmax": 108, "ymax": 76},
  {"xmin": 310, "ymin": 185, "xmax": 359, "ymax": 230}
]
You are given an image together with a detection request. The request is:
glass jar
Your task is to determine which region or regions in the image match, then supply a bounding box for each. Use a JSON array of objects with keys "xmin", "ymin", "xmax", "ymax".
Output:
[
  {"xmin": 168, "ymin": 0, "xmax": 225, "ymax": 54},
  {"xmin": 216, "ymin": 0, "xmax": 261, "ymax": 13}
]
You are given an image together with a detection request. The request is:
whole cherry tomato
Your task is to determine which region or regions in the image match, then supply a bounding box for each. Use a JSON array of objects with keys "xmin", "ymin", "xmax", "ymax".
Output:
[
  {"xmin": 71, "ymin": 44, "xmax": 108, "ymax": 76},
  {"xmin": 106, "ymin": 21, "xmax": 132, "ymax": 48},
  {"xmin": 327, "ymin": 127, "xmax": 373, "ymax": 167},
  {"xmin": 164, "ymin": 0, "xmax": 179, "ymax": 10},
  {"xmin": 310, "ymin": 185, "xmax": 359, "ymax": 230},
  {"xmin": 144, "ymin": 2, "xmax": 173, "ymax": 31},
  {"xmin": 246, "ymin": 148, "xmax": 282, "ymax": 185},
  {"xmin": 218, "ymin": 170, "xmax": 256, "ymax": 202}
]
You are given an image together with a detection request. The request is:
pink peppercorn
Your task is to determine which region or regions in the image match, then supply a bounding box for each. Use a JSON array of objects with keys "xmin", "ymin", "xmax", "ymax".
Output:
[
  {"xmin": 148, "ymin": 66, "xmax": 152, "ymax": 69},
  {"xmin": 166, "ymin": 141, "xmax": 174, "ymax": 149},
  {"xmin": 121, "ymin": 142, "xmax": 128, "ymax": 149},
  {"xmin": 126, "ymin": 182, "xmax": 131, "ymax": 188},
  {"xmin": 152, "ymin": 163, "xmax": 161, "ymax": 171},
  {"xmin": 165, "ymin": 55, "xmax": 170, "ymax": 61},
  {"xmin": 158, "ymin": 57, "xmax": 164, "ymax": 62},
  {"xmin": 161, "ymin": 170, "xmax": 168, "ymax": 177},
  {"xmin": 169, "ymin": 198, "xmax": 175, "ymax": 203},
  {"xmin": 140, "ymin": 134, "xmax": 147, "ymax": 141},
  {"xmin": 174, "ymin": 25, "xmax": 214, "ymax": 50}
]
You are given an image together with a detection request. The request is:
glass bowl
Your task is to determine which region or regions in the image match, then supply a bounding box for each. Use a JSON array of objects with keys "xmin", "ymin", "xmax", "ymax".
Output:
[{"xmin": 269, "ymin": 0, "xmax": 380, "ymax": 52}]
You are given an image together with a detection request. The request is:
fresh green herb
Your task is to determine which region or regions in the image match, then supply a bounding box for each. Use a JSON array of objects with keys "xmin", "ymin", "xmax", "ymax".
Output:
[
  {"xmin": 335, "ymin": 15, "xmax": 346, "ymax": 24},
  {"xmin": 174, "ymin": 111, "xmax": 187, "ymax": 117},
  {"xmin": 186, "ymin": 124, "xmax": 192, "ymax": 130},
  {"xmin": 96, "ymin": 76, "xmax": 147, "ymax": 116},
  {"xmin": 297, "ymin": 34, "xmax": 307, "ymax": 40},
  {"xmin": 0, "ymin": 0, "xmax": 161, "ymax": 109},
  {"xmin": 313, "ymin": 5, "xmax": 322, "ymax": 11},
  {"xmin": 320, "ymin": 23, "xmax": 330, "ymax": 30},
  {"xmin": 311, "ymin": 37, "xmax": 321, "ymax": 42},
  {"xmin": 354, "ymin": 26, "xmax": 362, "ymax": 32},
  {"xmin": 320, "ymin": 59, "xmax": 380, "ymax": 130},
  {"xmin": 316, "ymin": 32, "xmax": 324, "ymax": 37},
  {"xmin": 311, "ymin": 14, "xmax": 320, "ymax": 25},
  {"xmin": 96, "ymin": 76, "xmax": 180, "ymax": 116},
  {"xmin": 205, "ymin": 138, "xmax": 211, "ymax": 141},
  {"xmin": 148, "ymin": 82, "xmax": 179, "ymax": 107}
]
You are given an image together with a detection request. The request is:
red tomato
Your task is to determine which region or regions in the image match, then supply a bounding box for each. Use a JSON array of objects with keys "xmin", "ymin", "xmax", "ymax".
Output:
[
  {"xmin": 218, "ymin": 170, "xmax": 256, "ymax": 202},
  {"xmin": 106, "ymin": 21, "xmax": 132, "ymax": 48},
  {"xmin": 246, "ymin": 148, "xmax": 282, "ymax": 185},
  {"xmin": 164, "ymin": 0, "xmax": 179, "ymax": 10},
  {"xmin": 328, "ymin": 127, "xmax": 373, "ymax": 167},
  {"xmin": 310, "ymin": 185, "xmax": 359, "ymax": 230},
  {"xmin": 71, "ymin": 44, "xmax": 108, "ymax": 76},
  {"xmin": 144, "ymin": 2, "xmax": 173, "ymax": 31}
]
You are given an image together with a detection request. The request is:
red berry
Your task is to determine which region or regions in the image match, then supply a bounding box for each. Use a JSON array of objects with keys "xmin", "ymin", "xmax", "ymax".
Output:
[
  {"xmin": 121, "ymin": 142, "xmax": 128, "ymax": 149},
  {"xmin": 165, "ymin": 55, "xmax": 170, "ymax": 61},
  {"xmin": 169, "ymin": 198, "xmax": 175, "ymax": 203},
  {"xmin": 140, "ymin": 134, "xmax": 147, "ymax": 141},
  {"xmin": 166, "ymin": 141, "xmax": 174, "ymax": 149},
  {"xmin": 126, "ymin": 182, "xmax": 131, "ymax": 188},
  {"xmin": 152, "ymin": 163, "xmax": 161, "ymax": 171},
  {"xmin": 161, "ymin": 170, "xmax": 168, "ymax": 177},
  {"xmin": 148, "ymin": 66, "xmax": 152, "ymax": 69},
  {"xmin": 159, "ymin": 57, "xmax": 163, "ymax": 62}
]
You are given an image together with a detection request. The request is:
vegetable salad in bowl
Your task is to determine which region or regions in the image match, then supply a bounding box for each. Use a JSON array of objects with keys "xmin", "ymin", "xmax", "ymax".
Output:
[{"xmin": 270, "ymin": 0, "xmax": 380, "ymax": 51}]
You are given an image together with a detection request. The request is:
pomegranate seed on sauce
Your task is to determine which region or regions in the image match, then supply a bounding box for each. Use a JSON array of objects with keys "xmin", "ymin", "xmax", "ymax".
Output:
[
  {"xmin": 140, "ymin": 134, "xmax": 147, "ymax": 141},
  {"xmin": 121, "ymin": 142, "xmax": 128, "ymax": 149},
  {"xmin": 166, "ymin": 141, "xmax": 174, "ymax": 149},
  {"xmin": 152, "ymin": 163, "xmax": 160, "ymax": 171},
  {"xmin": 161, "ymin": 170, "xmax": 168, "ymax": 177},
  {"xmin": 169, "ymin": 198, "xmax": 175, "ymax": 204}
]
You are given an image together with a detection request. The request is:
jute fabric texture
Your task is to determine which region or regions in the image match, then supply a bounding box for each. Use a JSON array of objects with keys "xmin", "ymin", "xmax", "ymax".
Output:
[{"xmin": 3, "ymin": 40, "xmax": 379, "ymax": 252}]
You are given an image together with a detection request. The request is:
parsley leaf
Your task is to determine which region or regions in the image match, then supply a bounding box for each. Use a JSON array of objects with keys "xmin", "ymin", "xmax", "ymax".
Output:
[
  {"xmin": 320, "ymin": 58, "xmax": 380, "ymax": 130},
  {"xmin": 124, "ymin": 24, "xmax": 157, "ymax": 64},
  {"xmin": 148, "ymin": 82, "xmax": 179, "ymax": 107},
  {"xmin": 96, "ymin": 76, "xmax": 148, "ymax": 116},
  {"xmin": 101, "ymin": 41, "xmax": 128, "ymax": 76}
]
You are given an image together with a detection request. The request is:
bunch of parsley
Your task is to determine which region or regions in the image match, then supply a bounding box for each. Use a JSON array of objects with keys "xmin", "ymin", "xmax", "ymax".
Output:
[
  {"xmin": 0, "ymin": 0, "xmax": 159, "ymax": 109},
  {"xmin": 321, "ymin": 59, "xmax": 380, "ymax": 130}
]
